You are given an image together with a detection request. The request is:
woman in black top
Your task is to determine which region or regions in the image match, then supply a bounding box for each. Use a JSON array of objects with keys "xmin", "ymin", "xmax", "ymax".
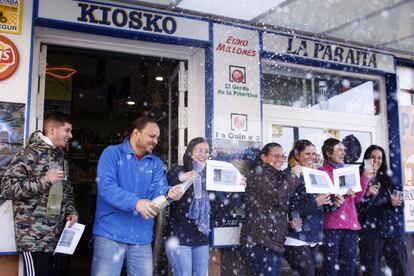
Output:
[
  {"xmin": 357, "ymin": 145, "xmax": 407, "ymax": 275},
  {"xmin": 165, "ymin": 137, "xmax": 211, "ymax": 276}
]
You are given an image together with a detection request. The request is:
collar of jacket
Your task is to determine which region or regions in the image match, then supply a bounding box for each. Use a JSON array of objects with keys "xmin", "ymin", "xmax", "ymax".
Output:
[
  {"xmin": 120, "ymin": 137, "xmax": 156, "ymax": 160},
  {"xmin": 260, "ymin": 162, "xmax": 286, "ymax": 176}
]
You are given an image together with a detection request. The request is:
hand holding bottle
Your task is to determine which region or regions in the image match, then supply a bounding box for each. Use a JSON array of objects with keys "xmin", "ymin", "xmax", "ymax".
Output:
[
  {"xmin": 46, "ymin": 162, "xmax": 65, "ymax": 184},
  {"xmin": 167, "ymin": 185, "xmax": 184, "ymax": 201},
  {"xmin": 136, "ymin": 199, "xmax": 159, "ymax": 219}
]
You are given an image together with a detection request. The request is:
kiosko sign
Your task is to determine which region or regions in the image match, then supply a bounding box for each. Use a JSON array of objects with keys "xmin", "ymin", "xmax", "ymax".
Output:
[
  {"xmin": 263, "ymin": 33, "xmax": 395, "ymax": 73},
  {"xmin": 77, "ymin": 2, "xmax": 177, "ymax": 34},
  {"xmin": 0, "ymin": 34, "xmax": 19, "ymax": 80},
  {"xmin": 37, "ymin": 0, "xmax": 209, "ymax": 42}
]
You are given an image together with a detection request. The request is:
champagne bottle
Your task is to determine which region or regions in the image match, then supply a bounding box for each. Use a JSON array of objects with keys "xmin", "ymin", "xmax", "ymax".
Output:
[
  {"xmin": 151, "ymin": 180, "xmax": 193, "ymax": 213},
  {"xmin": 46, "ymin": 162, "xmax": 63, "ymax": 216}
]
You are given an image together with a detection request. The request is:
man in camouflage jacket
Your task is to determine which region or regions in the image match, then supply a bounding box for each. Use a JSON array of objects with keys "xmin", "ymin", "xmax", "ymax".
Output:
[{"xmin": 1, "ymin": 111, "xmax": 78, "ymax": 276}]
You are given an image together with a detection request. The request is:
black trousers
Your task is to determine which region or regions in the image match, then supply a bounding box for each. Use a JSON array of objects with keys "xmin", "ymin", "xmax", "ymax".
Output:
[
  {"xmin": 21, "ymin": 252, "xmax": 70, "ymax": 276},
  {"xmin": 284, "ymin": 244, "xmax": 322, "ymax": 276},
  {"xmin": 359, "ymin": 235, "xmax": 408, "ymax": 276}
]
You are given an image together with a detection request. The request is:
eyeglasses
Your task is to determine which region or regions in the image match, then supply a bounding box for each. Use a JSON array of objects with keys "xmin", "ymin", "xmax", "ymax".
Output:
[{"xmin": 268, "ymin": 153, "xmax": 286, "ymax": 159}]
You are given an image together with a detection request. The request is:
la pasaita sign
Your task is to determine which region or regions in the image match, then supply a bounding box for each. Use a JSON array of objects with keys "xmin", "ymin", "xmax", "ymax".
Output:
[
  {"xmin": 37, "ymin": 0, "xmax": 209, "ymax": 42},
  {"xmin": 263, "ymin": 33, "xmax": 395, "ymax": 73}
]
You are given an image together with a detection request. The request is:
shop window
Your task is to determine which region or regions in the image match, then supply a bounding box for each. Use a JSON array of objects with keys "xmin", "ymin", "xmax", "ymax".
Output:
[
  {"xmin": 399, "ymin": 88, "xmax": 414, "ymax": 106},
  {"xmin": 271, "ymin": 124, "xmax": 372, "ymax": 168},
  {"xmin": 262, "ymin": 61, "xmax": 381, "ymax": 115}
]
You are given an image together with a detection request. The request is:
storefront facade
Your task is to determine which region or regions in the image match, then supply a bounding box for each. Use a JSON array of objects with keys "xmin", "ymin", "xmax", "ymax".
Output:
[{"xmin": 0, "ymin": 0, "xmax": 412, "ymax": 274}]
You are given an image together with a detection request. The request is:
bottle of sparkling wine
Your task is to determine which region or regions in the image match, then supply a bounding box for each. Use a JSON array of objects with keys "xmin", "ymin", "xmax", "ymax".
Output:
[
  {"xmin": 46, "ymin": 162, "xmax": 63, "ymax": 216},
  {"xmin": 151, "ymin": 180, "xmax": 193, "ymax": 213}
]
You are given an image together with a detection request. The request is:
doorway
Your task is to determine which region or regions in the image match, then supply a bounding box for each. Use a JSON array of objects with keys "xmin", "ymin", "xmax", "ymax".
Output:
[{"xmin": 42, "ymin": 45, "xmax": 184, "ymax": 275}]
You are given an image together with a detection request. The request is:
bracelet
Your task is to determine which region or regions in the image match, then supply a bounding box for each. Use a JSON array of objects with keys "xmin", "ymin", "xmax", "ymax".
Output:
[{"xmin": 165, "ymin": 191, "xmax": 171, "ymax": 201}]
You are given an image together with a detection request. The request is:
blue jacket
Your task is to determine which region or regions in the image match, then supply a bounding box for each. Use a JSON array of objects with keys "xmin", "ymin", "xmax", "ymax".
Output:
[
  {"xmin": 287, "ymin": 174, "xmax": 325, "ymax": 243},
  {"xmin": 93, "ymin": 139, "xmax": 170, "ymax": 244},
  {"xmin": 357, "ymin": 176, "xmax": 405, "ymax": 238}
]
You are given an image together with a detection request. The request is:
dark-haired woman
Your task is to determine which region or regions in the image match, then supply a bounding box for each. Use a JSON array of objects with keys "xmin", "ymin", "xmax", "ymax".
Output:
[
  {"xmin": 165, "ymin": 137, "xmax": 211, "ymax": 276},
  {"xmin": 240, "ymin": 142, "xmax": 299, "ymax": 276},
  {"xmin": 165, "ymin": 137, "xmax": 246, "ymax": 276},
  {"xmin": 319, "ymin": 138, "xmax": 368, "ymax": 276},
  {"xmin": 357, "ymin": 145, "xmax": 407, "ymax": 275},
  {"xmin": 283, "ymin": 140, "xmax": 333, "ymax": 276}
]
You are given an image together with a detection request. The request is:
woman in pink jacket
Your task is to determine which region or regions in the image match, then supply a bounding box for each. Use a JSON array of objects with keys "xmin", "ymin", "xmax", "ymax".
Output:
[{"xmin": 319, "ymin": 138, "xmax": 369, "ymax": 276}]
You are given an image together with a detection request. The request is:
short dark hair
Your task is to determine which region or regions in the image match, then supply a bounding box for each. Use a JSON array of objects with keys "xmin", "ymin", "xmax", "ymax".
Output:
[
  {"xmin": 250, "ymin": 142, "xmax": 282, "ymax": 167},
  {"xmin": 183, "ymin": 137, "xmax": 209, "ymax": 172},
  {"xmin": 43, "ymin": 111, "xmax": 72, "ymax": 134},
  {"xmin": 261, "ymin": 142, "xmax": 282, "ymax": 156},
  {"xmin": 293, "ymin": 139, "xmax": 315, "ymax": 155},
  {"xmin": 129, "ymin": 116, "xmax": 158, "ymax": 136},
  {"xmin": 44, "ymin": 111, "xmax": 72, "ymax": 125},
  {"xmin": 321, "ymin": 138, "xmax": 341, "ymax": 160}
]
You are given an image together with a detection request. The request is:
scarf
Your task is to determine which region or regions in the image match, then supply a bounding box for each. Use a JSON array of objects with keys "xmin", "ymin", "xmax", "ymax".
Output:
[
  {"xmin": 323, "ymin": 160, "xmax": 344, "ymax": 169},
  {"xmin": 188, "ymin": 162, "xmax": 210, "ymax": 236}
]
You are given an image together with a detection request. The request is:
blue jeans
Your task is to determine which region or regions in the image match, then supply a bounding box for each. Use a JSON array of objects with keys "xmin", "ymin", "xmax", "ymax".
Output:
[
  {"xmin": 242, "ymin": 244, "xmax": 282, "ymax": 276},
  {"xmin": 91, "ymin": 236, "xmax": 152, "ymax": 276},
  {"xmin": 322, "ymin": 229, "xmax": 358, "ymax": 276},
  {"xmin": 165, "ymin": 242, "xmax": 209, "ymax": 276}
]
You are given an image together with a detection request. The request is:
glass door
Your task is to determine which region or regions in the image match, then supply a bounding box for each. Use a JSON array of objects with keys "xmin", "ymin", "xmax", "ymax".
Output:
[{"xmin": 262, "ymin": 60, "xmax": 388, "ymax": 167}]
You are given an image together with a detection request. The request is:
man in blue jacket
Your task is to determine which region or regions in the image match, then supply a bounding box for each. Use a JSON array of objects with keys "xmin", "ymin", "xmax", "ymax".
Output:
[{"xmin": 91, "ymin": 116, "xmax": 183, "ymax": 276}]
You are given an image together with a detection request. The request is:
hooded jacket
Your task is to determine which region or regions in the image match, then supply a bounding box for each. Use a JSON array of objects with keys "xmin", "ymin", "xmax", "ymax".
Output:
[
  {"xmin": 1, "ymin": 131, "xmax": 77, "ymax": 252},
  {"xmin": 240, "ymin": 162, "xmax": 299, "ymax": 254}
]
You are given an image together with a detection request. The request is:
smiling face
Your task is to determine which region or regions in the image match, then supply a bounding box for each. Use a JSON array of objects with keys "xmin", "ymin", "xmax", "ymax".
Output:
[
  {"xmin": 131, "ymin": 122, "xmax": 160, "ymax": 155},
  {"xmin": 191, "ymin": 142, "xmax": 209, "ymax": 166},
  {"xmin": 48, "ymin": 122, "xmax": 73, "ymax": 148},
  {"xmin": 261, "ymin": 146, "xmax": 285, "ymax": 170},
  {"xmin": 296, "ymin": 145, "xmax": 316, "ymax": 168},
  {"xmin": 328, "ymin": 143, "xmax": 346, "ymax": 164},
  {"xmin": 370, "ymin": 149, "xmax": 383, "ymax": 173}
]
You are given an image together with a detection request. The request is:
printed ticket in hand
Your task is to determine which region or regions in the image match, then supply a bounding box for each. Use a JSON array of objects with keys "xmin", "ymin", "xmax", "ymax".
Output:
[
  {"xmin": 302, "ymin": 166, "xmax": 361, "ymax": 195},
  {"xmin": 53, "ymin": 222, "xmax": 85, "ymax": 255},
  {"xmin": 206, "ymin": 160, "xmax": 244, "ymax": 192}
]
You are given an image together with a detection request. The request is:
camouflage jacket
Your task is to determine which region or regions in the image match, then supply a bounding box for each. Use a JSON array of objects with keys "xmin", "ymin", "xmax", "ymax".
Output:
[{"xmin": 0, "ymin": 131, "xmax": 77, "ymax": 252}]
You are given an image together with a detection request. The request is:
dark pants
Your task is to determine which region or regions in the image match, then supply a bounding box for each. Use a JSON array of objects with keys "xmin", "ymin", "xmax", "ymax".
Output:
[
  {"xmin": 284, "ymin": 244, "xmax": 322, "ymax": 276},
  {"xmin": 321, "ymin": 229, "xmax": 358, "ymax": 276},
  {"xmin": 359, "ymin": 235, "xmax": 408, "ymax": 276},
  {"xmin": 21, "ymin": 252, "xmax": 70, "ymax": 276},
  {"xmin": 22, "ymin": 252, "xmax": 52, "ymax": 276},
  {"xmin": 242, "ymin": 244, "xmax": 282, "ymax": 276}
]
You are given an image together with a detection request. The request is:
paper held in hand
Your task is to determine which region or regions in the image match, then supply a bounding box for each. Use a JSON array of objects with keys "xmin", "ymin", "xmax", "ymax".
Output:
[
  {"xmin": 53, "ymin": 222, "xmax": 85, "ymax": 255},
  {"xmin": 206, "ymin": 160, "xmax": 245, "ymax": 192},
  {"xmin": 302, "ymin": 166, "xmax": 362, "ymax": 195}
]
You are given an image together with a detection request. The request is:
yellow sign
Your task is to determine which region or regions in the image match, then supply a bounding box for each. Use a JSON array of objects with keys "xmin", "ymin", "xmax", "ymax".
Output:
[{"xmin": 0, "ymin": 0, "xmax": 22, "ymax": 34}]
